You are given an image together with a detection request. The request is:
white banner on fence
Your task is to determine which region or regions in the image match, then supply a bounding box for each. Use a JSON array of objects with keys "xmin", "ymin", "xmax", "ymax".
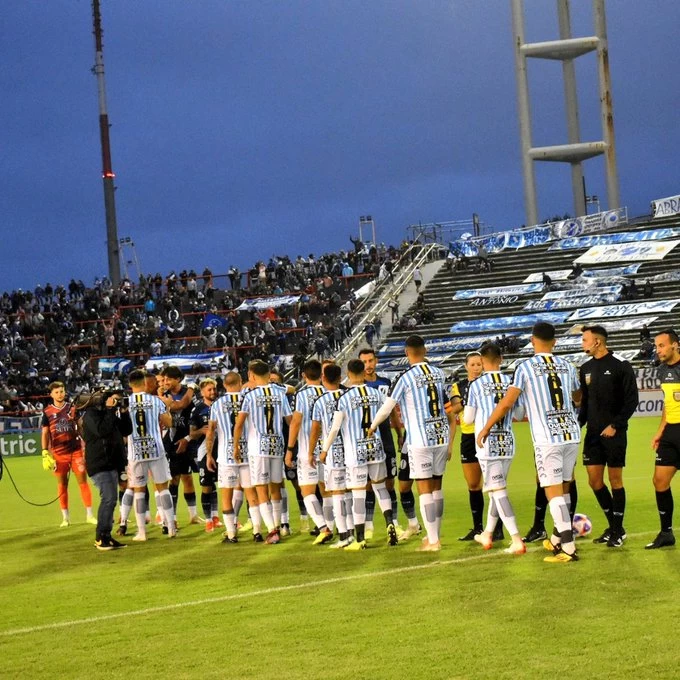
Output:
[
  {"xmin": 565, "ymin": 316, "xmax": 659, "ymax": 335},
  {"xmin": 236, "ymin": 295, "xmax": 301, "ymax": 311},
  {"xmin": 378, "ymin": 333, "xmax": 531, "ymax": 356},
  {"xmin": 652, "ymin": 195, "xmax": 680, "ymax": 219},
  {"xmin": 543, "ymin": 285, "xmax": 622, "ymax": 300},
  {"xmin": 575, "ymin": 240, "xmax": 680, "ymax": 264},
  {"xmin": 568, "ymin": 300, "xmax": 680, "ymax": 322},
  {"xmin": 551, "ymin": 209, "xmax": 626, "ymax": 240},
  {"xmin": 453, "ymin": 283, "xmax": 543, "ymax": 300},
  {"xmin": 523, "ymin": 293, "xmax": 620, "ymax": 312},
  {"xmin": 524, "ymin": 269, "xmax": 572, "ymax": 283}
]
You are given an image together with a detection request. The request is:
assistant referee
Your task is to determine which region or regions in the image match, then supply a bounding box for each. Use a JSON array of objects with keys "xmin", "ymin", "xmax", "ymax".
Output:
[{"xmin": 579, "ymin": 325, "xmax": 638, "ymax": 548}]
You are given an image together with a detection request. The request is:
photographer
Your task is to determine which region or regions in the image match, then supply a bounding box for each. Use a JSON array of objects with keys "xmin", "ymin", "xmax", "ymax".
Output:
[{"xmin": 81, "ymin": 391, "xmax": 132, "ymax": 551}]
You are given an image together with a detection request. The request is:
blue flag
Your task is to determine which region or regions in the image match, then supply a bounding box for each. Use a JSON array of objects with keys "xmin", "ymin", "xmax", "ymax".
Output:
[{"xmin": 203, "ymin": 313, "xmax": 228, "ymax": 329}]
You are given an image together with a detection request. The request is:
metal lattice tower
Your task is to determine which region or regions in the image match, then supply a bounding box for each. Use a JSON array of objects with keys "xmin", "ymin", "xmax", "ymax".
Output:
[{"xmin": 511, "ymin": 0, "xmax": 620, "ymax": 225}]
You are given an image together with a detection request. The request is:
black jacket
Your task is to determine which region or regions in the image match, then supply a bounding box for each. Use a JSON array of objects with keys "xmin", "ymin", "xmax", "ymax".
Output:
[{"xmin": 82, "ymin": 408, "xmax": 132, "ymax": 477}]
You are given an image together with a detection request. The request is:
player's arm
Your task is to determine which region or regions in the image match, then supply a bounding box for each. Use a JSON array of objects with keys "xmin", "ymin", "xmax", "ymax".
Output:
[
  {"xmin": 652, "ymin": 406, "xmax": 666, "ymax": 451},
  {"xmin": 164, "ymin": 388, "xmax": 195, "ymax": 412},
  {"xmin": 232, "ymin": 411, "xmax": 248, "ymax": 463},
  {"xmin": 308, "ymin": 420, "xmax": 322, "ymax": 467},
  {"xmin": 390, "ymin": 406, "xmax": 404, "ymax": 448},
  {"xmin": 321, "ymin": 411, "xmax": 345, "ymax": 455},
  {"xmin": 476, "ymin": 386, "xmax": 521, "ymax": 448},
  {"xmin": 606, "ymin": 363, "xmax": 639, "ymax": 437},
  {"xmin": 285, "ymin": 411, "xmax": 303, "ymax": 469},
  {"xmin": 159, "ymin": 411, "xmax": 173, "ymax": 429},
  {"xmin": 577, "ymin": 366, "xmax": 588, "ymax": 427},
  {"xmin": 445, "ymin": 403, "xmax": 456, "ymax": 460},
  {"xmin": 368, "ymin": 396, "xmax": 397, "ymax": 437},
  {"xmin": 41, "ymin": 424, "xmax": 51, "ymax": 452},
  {"xmin": 463, "ymin": 404, "xmax": 476, "ymax": 427},
  {"xmin": 205, "ymin": 420, "xmax": 217, "ymax": 472},
  {"xmin": 450, "ymin": 383, "xmax": 464, "ymax": 415}
]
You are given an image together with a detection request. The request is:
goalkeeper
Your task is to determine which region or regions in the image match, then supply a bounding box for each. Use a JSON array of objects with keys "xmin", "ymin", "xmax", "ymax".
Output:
[{"xmin": 41, "ymin": 382, "xmax": 96, "ymax": 527}]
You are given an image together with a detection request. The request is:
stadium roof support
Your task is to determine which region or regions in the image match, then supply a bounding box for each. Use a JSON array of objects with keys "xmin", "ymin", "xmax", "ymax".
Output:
[{"xmin": 510, "ymin": 0, "xmax": 620, "ymax": 226}]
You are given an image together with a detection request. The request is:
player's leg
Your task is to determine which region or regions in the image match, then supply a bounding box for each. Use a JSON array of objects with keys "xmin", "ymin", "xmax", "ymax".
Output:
[
  {"xmin": 279, "ymin": 481, "xmax": 290, "ymax": 535},
  {"xmin": 543, "ymin": 444, "xmax": 579, "ymax": 562},
  {"xmin": 319, "ymin": 480, "xmax": 336, "ymax": 535},
  {"xmin": 384, "ymin": 448, "xmax": 399, "ymax": 527},
  {"xmin": 345, "ymin": 466, "xmax": 368, "ymax": 549},
  {"xmin": 129, "ymin": 461, "xmax": 150, "ymax": 541},
  {"xmin": 370, "ymin": 462, "xmax": 397, "ymax": 546},
  {"xmin": 459, "ymin": 458, "xmax": 484, "ymax": 540},
  {"xmin": 220, "ymin": 481, "xmax": 237, "ymax": 542},
  {"xmin": 73, "ymin": 457, "xmax": 96, "ymax": 523},
  {"xmin": 269, "ymin": 461, "xmax": 284, "ymax": 532},
  {"xmin": 298, "ymin": 454, "xmax": 328, "ymax": 539},
  {"xmin": 152, "ymin": 458, "xmax": 177, "ymax": 538},
  {"xmin": 326, "ymin": 467, "xmax": 350, "ymax": 547},
  {"xmin": 181, "ymin": 469, "xmax": 200, "ymax": 523},
  {"xmin": 243, "ymin": 484, "xmax": 262, "ymax": 540},
  {"xmin": 198, "ymin": 459, "xmax": 214, "ymax": 531},
  {"xmin": 117, "ymin": 483, "xmax": 134, "ymax": 535},
  {"xmin": 398, "ymin": 443, "xmax": 420, "ymax": 538},
  {"xmin": 364, "ymin": 483, "xmax": 376, "ymax": 539},
  {"xmin": 587, "ymin": 463, "xmax": 612, "ymax": 543},
  {"xmin": 410, "ymin": 447, "xmax": 439, "ymax": 550},
  {"xmin": 54, "ymin": 461, "xmax": 70, "ymax": 526},
  {"xmin": 431, "ymin": 445, "xmax": 448, "ymax": 539}
]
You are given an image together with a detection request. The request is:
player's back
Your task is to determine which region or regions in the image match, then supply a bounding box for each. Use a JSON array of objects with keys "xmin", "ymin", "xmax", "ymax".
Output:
[
  {"xmin": 469, "ymin": 372, "xmax": 515, "ymax": 459},
  {"xmin": 336, "ymin": 384, "xmax": 384, "ymax": 465},
  {"xmin": 512, "ymin": 353, "xmax": 580, "ymax": 445},
  {"xmin": 211, "ymin": 392, "xmax": 247, "ymax": 464},
  {"xmin": 128, "ymin": 392, "xmax": 166, "ymax": 460},
  {"xmin": 294, "ymin": 384, "xmax": 326, "ymax": 452}
]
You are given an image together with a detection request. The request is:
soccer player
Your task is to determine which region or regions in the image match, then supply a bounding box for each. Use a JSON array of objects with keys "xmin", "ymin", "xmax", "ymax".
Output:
[
  {"xmin": 579, "ymin": 325, "xmax": 638, "ymax": 547},
  {"xmin": 648, "ymin": 329, "xmax": 680, "ymax": 549},
  {"xmin": 41, "ymin": 381, "xmax": 96, "ymax": 527},
  {"xmin": 322, "ymin": 359, "xmax": 398, "ymax": 550},
  {"xmin": 285, "ymin": 360, "xmax": 334, "ymax": 544},
  {"xmin": 159, "ymin": 366, "xmax": 200, "ymax": 526},
  {"xmin": 233, "ymin": 360, "xmax": 293, "ymax": 544},
  {"xmin": 313, "ymin": 362, "xmax": 354, "ymax": 548},
  {"xmin": 369, "ymin": 335, "xmax": 454, "ymax": 551},
  {"xmin": 477, "ymin": 322, "xmax": 582, "ymax": 563},
  {"xmin": 206, "ymin": 371, "xmax": 260, "ymax": 542},
  {"xmin": 189, "ymin": 378, "xmax": 222, "ymax": 532},
  {"xmin": 451, "ymin": 352, "xmax": 500, "ymax": 541},
  {"xmin": 359, "ymin": 348, "xmax": 400, "ymax": 538},
  {"xmin": 126, "ymin": 369, "xmax": 176, "ymax": 540},
  {"xmin": 463, "ymin": 343, "xmax": 525, "ymax": 555}
]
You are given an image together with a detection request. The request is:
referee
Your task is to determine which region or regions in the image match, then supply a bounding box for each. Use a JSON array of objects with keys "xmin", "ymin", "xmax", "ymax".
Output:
[
  {"xmin": 579, "ymin": 325, "xmax": 638, "ymax": 548},
  {"xmin": 648, "ymin": 329, "xmax": 680, "ymax": 549}
]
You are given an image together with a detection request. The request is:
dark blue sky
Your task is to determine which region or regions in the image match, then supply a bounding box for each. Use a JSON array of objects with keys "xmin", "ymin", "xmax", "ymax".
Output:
[{"xmin": 2, "ymin": 1, "xmax": 678, "ymax": 291}]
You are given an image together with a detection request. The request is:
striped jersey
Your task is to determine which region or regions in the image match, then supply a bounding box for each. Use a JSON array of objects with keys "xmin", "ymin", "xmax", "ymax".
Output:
[
  {"xmin": 240, "ymin": 383, "xmax": 293, "ymax": 458},
  {"xmin": 511, "ymin": 353, "xmax": 581, "ymax": 445},
  {"xmin": 128, "ymin": 392, "xmax": 167, "ymax": 462},
  {"xmin": 293, "ymin": 384, "xmax": 326, "ymax": 462},
  {"xmin": 389, "ymin": 362, "xmax": 450, "ymax": 448},
  {"xmin": 334, "ymin": 384, "xmax": 385, "ymax": 467},
  {"xmin": 466, "ymin": 371, "xmax": 515, "ymax": 460},
  {"xmin": 312, "ymin": 389, "xmax": 345, "ymax": 469},
  {"xmin": 210, "ymin": 392, "xmax": 248, "ymax": 465}
]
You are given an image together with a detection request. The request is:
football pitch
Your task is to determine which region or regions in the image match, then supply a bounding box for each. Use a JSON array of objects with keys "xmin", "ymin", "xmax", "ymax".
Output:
[{"xmin": 1, "ymin": 418, "xmax": 679, "ymax": 680}]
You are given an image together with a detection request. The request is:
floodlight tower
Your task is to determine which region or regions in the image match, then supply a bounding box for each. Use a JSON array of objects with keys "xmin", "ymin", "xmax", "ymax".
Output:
[
  {"xmin": 91, "ymin": 0, "xmax": 121, "ymax": 286},
  {"xmin": 511, "ymin": 0, "xmax": 620, "ymax": 226}
]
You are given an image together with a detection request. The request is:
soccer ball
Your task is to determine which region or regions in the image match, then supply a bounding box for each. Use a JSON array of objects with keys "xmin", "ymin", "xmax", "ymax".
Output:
[{"xmin": 572, "ymin": 513, "xmax": 592, "ymax": 537}]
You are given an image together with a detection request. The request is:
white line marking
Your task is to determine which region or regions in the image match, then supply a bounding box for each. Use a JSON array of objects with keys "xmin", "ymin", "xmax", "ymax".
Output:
[{"xmin": 0, "ymin": 529, "xmax": 662, "ymax": 638}]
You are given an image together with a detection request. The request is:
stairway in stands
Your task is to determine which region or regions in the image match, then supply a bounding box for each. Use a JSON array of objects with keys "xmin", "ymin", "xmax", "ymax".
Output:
[{"xmin": 383, "ymin": 212, "xmax": 680, "ymax": 373}]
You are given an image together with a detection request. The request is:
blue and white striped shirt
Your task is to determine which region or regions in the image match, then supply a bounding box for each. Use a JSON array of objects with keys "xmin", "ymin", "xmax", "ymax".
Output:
[
  {"xmin": 335, "ymin": 384, "xmax": 385, "ymax": 467},
  {"xmin": 240, "ymin": 383, "xmax": 293, "ymax": 458},
  {"xmin": 466, "ymin": 371, "xmax": 516, "ymax": 460},
  {"xmin": 293, "ymin": 384, "xmax": 326, "ymax": 462},
  {"xmin": 389, "ymin": 362, "xmax": 450, "ymax": 448},
  {"xmin": 210, "ymin": 392, "xmax": 248, "ymax": 465},
  {"xmin": 511, "ymin": 353, "xmax": 581, "ymax": 445},
  {"xmin": 128, "ymin": 392, "xmax": 167, "ymax": 462},
  {"xmin": 313, "ymin": 389, "xmax": 345, "ymax": 469}
]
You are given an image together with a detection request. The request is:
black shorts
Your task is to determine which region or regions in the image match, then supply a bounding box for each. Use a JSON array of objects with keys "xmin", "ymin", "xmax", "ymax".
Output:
[
  {"xmin": 582, "ymin": 428, "xmax": 627, "ymax": 468},
  {"xmin": 460, "ymin": 433, "xmax": 478, "ymax": 464},
  {"xmin": 656, "ymin": 423, "xmax": 680, "ymax": 468},
  {"xmin": 198, "ymin": 457, "xmax": 217, "ymax": 488},
  {"xmin": 398, "ymin": 448, "xmax": 411, "ymax": 482},
  {"xmin": 168, "ymin": 453, "xmax": 199, "ymax": 478}
]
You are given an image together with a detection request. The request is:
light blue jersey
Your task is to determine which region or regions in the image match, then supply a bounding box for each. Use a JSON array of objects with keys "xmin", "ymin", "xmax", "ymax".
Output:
[
  {"xmin": 128, "ymin": 392, "xmax": 167, "ymax": 462},
  {"xmin": 335, "ymin": 384, "xmax": 385, "ymax": 467},
  {"xmin": 210, "ymin": 392, "xmax": 248, "ymax": 465},
  {"xmin": 240, "ymin": 383, "xmax": 293, "ymax": 458}
]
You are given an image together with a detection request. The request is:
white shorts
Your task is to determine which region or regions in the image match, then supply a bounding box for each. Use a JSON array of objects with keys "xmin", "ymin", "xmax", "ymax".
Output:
[
  {"xmin": 249, "ymin": 456, "xmax": 284, "ymax": 487},
  {"xmin": 346, "ymin": 461, "xmax": 387, "ymax": 489},
  {"xmin": 297, "ymin": 458, "xmax": 319, "ymax": 486},
  {"xmin": 409, "ymin": 445, "xmax": 448, "ymax": 479},
  {"xmin": 129, "ymin": 457, "xmax": 171, "ymax": 487},
  {"xmin": 478, "ymin": 458, "xmax": 513, "ymax": 492},
  {"xmin": 534, "ymin": 442, "xmax": 579, "ymax": 487},
  {"xmin": 324, "ymin": 466, "xmax": 346, "ymax": 492},
  {"xmin": 217, "ymin": 463, "xmax": 252, "ymax": 489}
]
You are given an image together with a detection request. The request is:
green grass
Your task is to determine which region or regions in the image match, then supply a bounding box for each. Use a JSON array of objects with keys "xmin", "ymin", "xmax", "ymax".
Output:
[{"xmin": 1, "ymin": 419, "xmax": 678, "ymax": 680}]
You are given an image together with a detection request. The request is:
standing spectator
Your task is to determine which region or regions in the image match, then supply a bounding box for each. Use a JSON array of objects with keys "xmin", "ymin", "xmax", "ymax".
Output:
[
  {"xmin": 643, "ymin": 279, "xmax": 654, "ymax": 298},
  {"xmin": 388, "ymin": 297, "xmax": 399, "ymax": 324},
  {"xmin": 413, "ymin": 267, "xmax": 423, "ymax": 292}
]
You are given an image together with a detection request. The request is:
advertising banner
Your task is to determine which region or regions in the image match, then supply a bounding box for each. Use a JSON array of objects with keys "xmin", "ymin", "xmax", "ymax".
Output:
[
  {"xmin": 453, "ymin": 283, "xmax": 543, "ymax": 300},
  {"xmin": 568, "ymin": 300, "xmax": 680, "ymax": 322},
  {"xmin": 574, "ymin": 240, "xmax": 680, "ymax": 264},
  {"xmin": 523, "ymin": 293, "xmax": 620, "ymax": 312},
  {"xmin": 378, "ymin": 334, "xmax": 531, "ymax": 356},
  {"xmin": 551, "ymin": 209, "xmax": 626, "ymax": 239},
  {"xmin": 550, "ymin": 227, "xmax": 680, "ymax": 252},
  {"xmin": 450, "ymin": 312, "xmax": 571, "ymax": 334},
  {"xmin": 0, "ymin": 430, "xmax": 42, "ymax": 457},
  {"xmin": 236, "ymin": 295, "xmax": 301, "ymax": 312},
  {"xmin": 652, "ymin": 195, "xmax": 680, "ymax": 219},
  {"xmin": 565, "ymin": 316, "xmax": 658, "ymax": 335},
  {"xmin": 145, "ymin": 352, "xmax": 224, "ymax": 372}
]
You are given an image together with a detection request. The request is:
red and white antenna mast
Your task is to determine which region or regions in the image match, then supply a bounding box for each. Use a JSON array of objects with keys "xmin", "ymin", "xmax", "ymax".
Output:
[{"xmin": 91, "ymin": 0, "xmax": 121, "ymax": 286}]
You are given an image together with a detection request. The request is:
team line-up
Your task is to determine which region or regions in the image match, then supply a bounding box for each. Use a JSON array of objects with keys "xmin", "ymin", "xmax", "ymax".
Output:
[{"xmin": 40, "ymin": 323, "xmax": 680, "ymax": 561}]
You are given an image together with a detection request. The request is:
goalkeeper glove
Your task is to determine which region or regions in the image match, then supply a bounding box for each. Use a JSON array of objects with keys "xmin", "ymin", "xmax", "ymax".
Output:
[{"xmin": 42, "ymin": 449, "xmax": 56, "ymax": 472}]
